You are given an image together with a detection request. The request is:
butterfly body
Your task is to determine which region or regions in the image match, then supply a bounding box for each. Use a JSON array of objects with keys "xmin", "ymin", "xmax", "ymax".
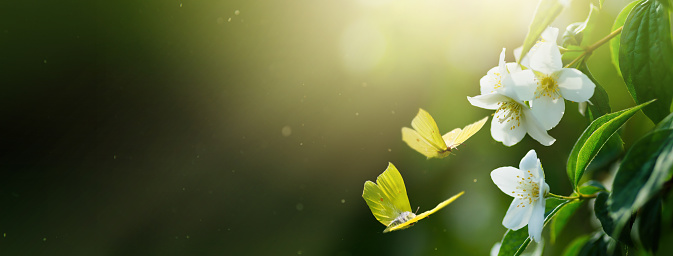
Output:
[
  {"xmin": 362, "ymin": 163, "xmax": 464, "ymax": 233},
  {"xmin": 402, "ymin": 109, "xmax": 488, "ymax": 159},
  {"xmin": 384, "ymin": 211, "xmax": 417, "ymax": 233}
]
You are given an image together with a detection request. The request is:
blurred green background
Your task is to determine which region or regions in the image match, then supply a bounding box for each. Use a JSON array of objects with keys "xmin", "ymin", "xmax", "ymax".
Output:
[{"xmin": 1, "ymin": 0, "xmax": 656, "ymax": 255}]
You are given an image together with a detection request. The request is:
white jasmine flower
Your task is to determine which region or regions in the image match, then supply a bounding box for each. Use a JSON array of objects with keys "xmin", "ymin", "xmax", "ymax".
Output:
[
  {"xmin": 468, "ymin": 49, "xmax": 555, "ymax": 146},
  {"xmin": 491, "ymin": 150, "xmax": 550, "ymax": 243},
  {"xmin": 514, "ymin": 27, "xmax": 560, "ymax": 69},
  {"xmin": 511, "ymin": 29, "xmax": 596, "ymax": 130}
]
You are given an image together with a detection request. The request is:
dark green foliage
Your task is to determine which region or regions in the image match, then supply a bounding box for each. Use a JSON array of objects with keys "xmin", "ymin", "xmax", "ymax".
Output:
[
  {"xmin": 567, "ymin": 101, "xmax": 653, "ymax": 189},
  {"xmin": 636, "ymin": 196, "xmax": 662, "ymax": 252},
  {"xmin": 595, "ymin": 192, "xmax": 633, "ymax": 245},
  {"xmin": 619, "ymin": 0, "xmax": 673, "ymax": 124},
  {"xmin": 608, "ymin": 128, "xmax": 673, "ymax": 236}
]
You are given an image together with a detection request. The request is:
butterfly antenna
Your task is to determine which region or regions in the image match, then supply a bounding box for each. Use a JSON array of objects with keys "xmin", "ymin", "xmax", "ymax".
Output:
[{"xmin": 415, "ymin": 206, "xmax": 420, "ymax": 214}]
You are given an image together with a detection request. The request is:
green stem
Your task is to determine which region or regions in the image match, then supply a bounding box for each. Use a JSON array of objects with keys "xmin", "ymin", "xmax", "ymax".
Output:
[
  {"xmin": 576, "ymin": 191, "xmax": 600, "ymax": 199},
  {"xmin": 547, "ymin": 192, "xmax": 600, "ymax": 201},
  {"xmin": 547, "ymin": 193, "xmax": 579, "ymax": 200},
  {"xmin": 564, "ymin": 26, "xmax": 624, "ymax": 68},
  {"xmin": 558, "ymin": 46, "xmax": 584, "ymax": 53}
]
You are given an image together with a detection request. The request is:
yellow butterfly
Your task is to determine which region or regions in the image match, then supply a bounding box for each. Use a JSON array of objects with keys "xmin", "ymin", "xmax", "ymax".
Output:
[
  {"xmin": 402, "ymin": 109, "xmax": 488, "ymax": 159},
  {"xmin": 362, "ymin": 162, "xmax": 464, "ymax": 233}
]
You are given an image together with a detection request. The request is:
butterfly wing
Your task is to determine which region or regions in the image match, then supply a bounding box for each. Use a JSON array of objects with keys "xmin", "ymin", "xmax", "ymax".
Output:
[
  {"xmin": 411, "ymin": 109, "xmax": 448, "ymax": 150},
  {"xmin": 402, "ymin": 109, "xmax": 450, "ymax": 158},
  {"xmin": 441, "ymin": 128, "xmax": 462, "ymax": 148},
  {"xmin": 362, "ymin": 163, "xmax": 412, "ymax": 226},
  {"xmin": 402, "ymin": 128, "xmax": 445, "ymax": 158},
  {"xmin": 443, "ymin": 116, "xmax": 488, "ymax": 149},
  {"xmin": 384, "ymin": 191, "xmax": 465, "ymax": 232}
]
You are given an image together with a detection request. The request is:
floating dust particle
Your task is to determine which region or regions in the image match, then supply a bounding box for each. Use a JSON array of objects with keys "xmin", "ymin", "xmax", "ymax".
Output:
[
  {"xmin": 186, "ymin": 235, "xmax": 190, "ymax": 239},
  {"xmin": 296, "ymin": 203, "xmax": 304, "ymax": 211},
  {"xmin": 341, "ymin": 199, "xmax": 345, "ymax": 203},
  {"xmin": 42, "ymin": 237, "xmax": 47, "ymax": 242},
  {"xmin": 297, "ymin": 251, "xmax": 303, "ymax": 255},
  {"xmin": 388, "ymin": 148, "xmax": 392, "ymax": 152},
  {"xmin": 228, "ymin": 17, "xmax": 231, "ymax": 22},
  {"xmin": 362, "ymin": 82, "xmax": 368, "ymax": 87},
  {"xmin": 473, "ymin": 179, "xmax": 477, "ymax": 182},
  {"xmin": 113, "ymin": 155, "xmax": 116, "ymax": 159},
  {"xmin": 299, "ymin": 142, "xmax": 303, "ymax": 146},
  {"xmin": 43, "ymin": 59, "xmax": 47, "ymax": 64},
  {"xmin": 355, "ymin": 112, "xmax": 359, "ymax": 116},
  {"xmin": 234, "ymin": 10, "xmax": 240, "ymax": 15},
  {"xmin": 281, "ymin": 126, "xmax": 292, "ymax": 137},
  {"xmin": 179, "ymin": 3, "xmax": 182, "ymax": 7}
]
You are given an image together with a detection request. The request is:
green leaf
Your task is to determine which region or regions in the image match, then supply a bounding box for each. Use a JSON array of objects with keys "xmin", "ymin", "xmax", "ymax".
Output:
[
  {"xmin": 619, "ymin": 0, "xmax": 673, "ymax": 124},
  {"xmin": 636, "ymin": 196, "xmax": 662, "ymax": 252},
  {"xmin": 577, "ymin": 233, "xmax": 606, "ymax": 256},
  {"xmin": 662, "ymin": 188, "xmax": 673, "ymax": 228},
  {"xmin": 518, "ymin": 0, "xmax": 567, "ymax": 63},
  {"xmin": 576, "ymin": 233, "xmax": 626, "ymax": 256},
  {"xmin": 562, "ymin": 234, "xmax": 593, "ymax": 256},
  {"xmin": 561, "ymin": 4, "xmax": 600, "ymax": 49},
  {"xmin": 587, "ymin": 134, "xmax": 624, "ymax": 172},
  {"xmin": 608, "ymin": 128, "xmax": 673, "ymax": 238},
  {"xmin": 566, "ymin": 101, "xmax": 653, "ymax": 189},
  {"xmin": 654, "ymin": 111, "xmax": 673, "ymax": 130},
  {"xmin": 577, "ymin": 63, "xmax": 625, "ymax": 172},
  {"xmin": 497, "ymin": 198, "xmax": 569, "ymax": 256},
  {"xmin": 610, "ymin": 0, "xmax": 639, "ymax": 77},
  {"xmin": 578, "ymin": 62, "xmax": 611, "ymax": 120},
  {"xmin": 562, "ymin": 22, "xmax": 584, "ymax": 48},
  {"xmin": 551, "ymin": 181, "xmax": 607, "ymax": 244},
  {"xmin": 595, "ymin": 192, "xmax": 633, "ymax": 244},
  {"xmin": 578, "ymin": 180, "xmax": 607, "ymax": 195},
  {"xmin": 550, "ymin": 200, "xmax": 583, "ymax": 243},
  {"xmin": 657, "ymin": 0, "xmax": 673, "ymax": 10}
]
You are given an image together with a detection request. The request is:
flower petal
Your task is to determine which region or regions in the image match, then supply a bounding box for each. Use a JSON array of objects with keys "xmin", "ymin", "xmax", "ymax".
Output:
[
  {"xmin": 556, "ymin": 68, "xmax": 596, "ymax": 102},
  {"xmin": 522, "ymin": 108, "xmax": 556, "ymax": 146},
  {"xmin": 490, "ymin": 242, "xmax": 501, "ymax": 256},
  {"xmin": 540, "ymin": 27, "xmax": 559, "ymax": 44},
  {"xmin": 519, "ymin": 149, "xmax": 539, "ymax": 172},
  {"xmin": 510, "ymin": 70, "xmax": 537, "ymax": 101},
  {"xmin": 513, "ymin": 46, "xmax": 529, "ymax": 69},
  {"xmin": 520, "ymin": 150, "xmax": 544, "ymax": 180},
  {"xmin": 503, "ymin": 197, "xmax": 534, "ymax": 230},
  {"xmin": 491, "ymin": 109, "xmax": 526, "ymax": 146},
  {"xmin": 527, "ymin": 198, "xmax": 546, "ymax": 243},
  {"xmin": 498, "ymin": 48, "xmax": 506, "ymax": 71},
  {"xmin": 529, "ymin": 42, "xmax": 562, "ymax": 74},
  {"xmin": 491, "ymin": 166, "xmax": 525, "ymax": 197},
  {"xmin": 578, "ymin": 101, "xmax": 588, "ymax": 116},
  {"xmin": 480, "ymin": 66, "xmax": 502, "ymax": 95},
  {"xmin": 467, "ymin": 93, "xmax": 510, "ymax": 110},
  {"xmin": 539, "ymin": 177, "xmax": 549, "ymax": 201},
  {"xmin": 530, "ymin": 96, "xmax": 565, "ymax": 130}
]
